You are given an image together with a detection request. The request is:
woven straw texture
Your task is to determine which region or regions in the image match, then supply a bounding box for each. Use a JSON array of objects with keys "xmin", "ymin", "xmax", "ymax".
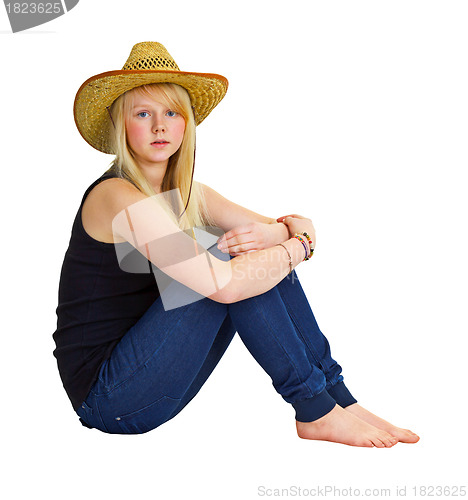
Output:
[{"xmin": 74, "ymin": 42, "xmax": 228, "ymax": 154}]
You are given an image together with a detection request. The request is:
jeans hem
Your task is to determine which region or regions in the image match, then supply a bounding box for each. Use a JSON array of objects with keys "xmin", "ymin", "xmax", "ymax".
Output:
[
  {"xmin": 326, "ymin": 381, "xmax": 357, "ymax": 408},
  {"xmin": 292, "ymin": 388, "xmax": 337, "ymax": 422}
]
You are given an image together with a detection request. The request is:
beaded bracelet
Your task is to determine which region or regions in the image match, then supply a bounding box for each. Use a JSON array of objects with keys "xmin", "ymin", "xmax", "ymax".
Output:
[
  {"xmin": 293, "ymin": 234, "xmax": 309, "ymax": 260},
  {"xmin": 294, "ymin": 232, "xmax": 314, "ymax": 260}
]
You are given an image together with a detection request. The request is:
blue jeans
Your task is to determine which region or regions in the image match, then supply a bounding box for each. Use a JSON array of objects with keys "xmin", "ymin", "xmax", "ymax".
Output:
[{"xmin": 76, "ymin": 257, "xmax": 357, "ymax": 434}]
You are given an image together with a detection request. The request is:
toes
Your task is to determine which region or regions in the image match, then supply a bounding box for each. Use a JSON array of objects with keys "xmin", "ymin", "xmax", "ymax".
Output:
[
  {"xmin": 372, "ymin": 433, "xmax": 398, "ymax": 448},
  {"xmin": 385, "ymin": 436, "xmax": 398, "ymax": 447},
  {"xmin": 372, "ymin": 438, "xmax": 386, "ymax": 448},
  {"xmin": 388, "ymin": 437, "xmax": 399, "ymax": 447},
  {"xmin": 403, "ymin": 433, "xmax": 420, "ymax": 443},
  {"xmin": 397, "ymin": 429, "xmax": 420, "ymax": 443}
]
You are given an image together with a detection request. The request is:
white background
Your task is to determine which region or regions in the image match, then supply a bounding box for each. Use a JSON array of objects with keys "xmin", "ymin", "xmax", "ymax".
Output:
[{"xmin": 1, "ymin": 1, "xmax": 467, "ymax": 498}]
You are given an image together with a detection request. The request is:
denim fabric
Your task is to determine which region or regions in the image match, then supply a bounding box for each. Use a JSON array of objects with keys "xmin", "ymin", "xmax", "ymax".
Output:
[{"xmin": 76, "ymin": 251, "xmax": 356, "ymax": 434}]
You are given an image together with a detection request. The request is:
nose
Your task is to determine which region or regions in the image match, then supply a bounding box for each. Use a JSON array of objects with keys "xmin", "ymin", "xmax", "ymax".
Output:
[{"xmin": 153, "ymin": 114, "xmax": 166, "ymax": 133}]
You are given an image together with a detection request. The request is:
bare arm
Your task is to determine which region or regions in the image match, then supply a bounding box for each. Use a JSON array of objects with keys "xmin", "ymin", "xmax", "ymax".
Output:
[
  {"xmin": 226, "ymin": 238, "xmax": 307, "ymax": 302},
  {"xmin": 199, "ymin": 182, "xmax": 278, "ymax": 230},
  {"xmin": 199, "ymin": 182, "xmax": 290, "ymax": 254},
  {"xmin": 104, "ymin": 179, "xmax": 307, "ymax": 304}
]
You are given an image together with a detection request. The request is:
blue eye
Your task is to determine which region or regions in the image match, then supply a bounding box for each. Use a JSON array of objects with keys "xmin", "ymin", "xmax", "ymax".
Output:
[
  {"xmin": 137, "ymin": 111, "xmax": 150, "ymax": 118},
  {"xmin": 166, "ymin": 110, "xmax": 177, "ymax": 117}
]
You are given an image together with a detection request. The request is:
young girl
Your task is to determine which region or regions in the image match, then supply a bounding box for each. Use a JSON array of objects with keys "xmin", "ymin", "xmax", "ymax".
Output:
[{"xmin": 53, "ymin": 41, "xmax": 419, "ymax": 446}]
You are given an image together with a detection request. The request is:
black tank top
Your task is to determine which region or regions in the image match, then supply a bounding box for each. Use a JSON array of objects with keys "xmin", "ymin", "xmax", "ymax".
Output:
[{"xmin": 52, "ymin": 171, "xmax": 160, "ymax": 411}]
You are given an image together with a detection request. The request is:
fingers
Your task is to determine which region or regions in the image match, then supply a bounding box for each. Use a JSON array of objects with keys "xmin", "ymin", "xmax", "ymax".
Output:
[
  {"xmin": 219, "ymin": 240, "xmax": 256, "ymax": 254},
  {"xmin": 230, "ymin": 249, "xmax": 257, "ymax": 256},
  {"xmin": 217, "ymin": 231, "xmax": 256, "ymax": 254},
  {"xmin": 216, "ymin": 222, "xmax": 265, "ymax": 251},
  {"xmin": 277, "ymin": 214, "xmax": 307, "ymax": 222},
  {"xmin": 279, "ymin": 216, "xmax": 299, "ymax": 226},
  {"xmin": 216, "ymin": 224, "xmax": 254, "ymax": 246}
]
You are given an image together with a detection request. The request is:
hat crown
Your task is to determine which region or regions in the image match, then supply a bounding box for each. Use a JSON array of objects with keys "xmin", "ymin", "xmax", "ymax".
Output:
[
  {"xmin": 74, "ymin": 41, "xmax": 228, "ymax": 153},
  {"xmin": 122, "ymin": 42, "xmax": 180, "ymax": 72}
]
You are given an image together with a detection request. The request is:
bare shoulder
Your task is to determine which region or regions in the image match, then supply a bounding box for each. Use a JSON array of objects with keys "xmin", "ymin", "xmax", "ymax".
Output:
[{"xmin": 82, "ymin": 177, "xmax": 148, "ymax": 243}]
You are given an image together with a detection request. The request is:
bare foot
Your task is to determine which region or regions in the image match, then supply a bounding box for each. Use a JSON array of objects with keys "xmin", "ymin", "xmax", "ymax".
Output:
[
  {"xmin": 296, "ymin": 404, "xmax": 399, "ymax": 448},
  {"xmin": 345, "ymin": 403, "xmax": 419, "ymax": 444}
]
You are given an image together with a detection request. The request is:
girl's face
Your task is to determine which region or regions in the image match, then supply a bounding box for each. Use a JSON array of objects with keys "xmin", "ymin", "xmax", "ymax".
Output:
[{"xmin": 125, "ymin": 91, "xmax": 186, "ymax": 170}]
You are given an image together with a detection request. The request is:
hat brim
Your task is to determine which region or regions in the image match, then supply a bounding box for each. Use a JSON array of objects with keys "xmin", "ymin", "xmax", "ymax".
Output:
[{"xmin": 74, "ymin": 69, "xmax": 228, "ymax": 154}]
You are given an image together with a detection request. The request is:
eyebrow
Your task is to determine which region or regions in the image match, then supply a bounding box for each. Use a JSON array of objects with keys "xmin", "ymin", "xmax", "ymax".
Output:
[
  {"xmin": 131, "ymin": 103, "xmax": 156, "ymax": 109},
  {"xmin": 131, "ymin": 100, "xmax": 169, "ymax": 108}
]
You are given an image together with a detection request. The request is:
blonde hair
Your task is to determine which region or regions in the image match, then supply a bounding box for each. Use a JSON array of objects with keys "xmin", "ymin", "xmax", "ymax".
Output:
[{"xmin": 106, "ymin": 83, "xmax": 215, "ymax": 231}]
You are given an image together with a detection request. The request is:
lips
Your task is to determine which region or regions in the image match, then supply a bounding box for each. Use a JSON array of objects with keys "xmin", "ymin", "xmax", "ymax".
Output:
[{"xmin": 151, "ymin": 140, "xmax": 169, "ymax": 148}]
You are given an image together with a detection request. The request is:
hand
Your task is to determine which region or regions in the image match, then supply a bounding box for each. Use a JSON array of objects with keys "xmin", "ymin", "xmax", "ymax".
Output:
[
  {"xmin": 276, "ymin": 214, "xmax": 316, "ymax": 249},
  {"xmin": 216, "ymin": 222, "xmax": 283, "ymax": 256}
]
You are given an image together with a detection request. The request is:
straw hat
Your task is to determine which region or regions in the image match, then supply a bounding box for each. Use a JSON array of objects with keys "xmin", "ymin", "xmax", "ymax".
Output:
[{"xmin": 74, "ymin": 42, "xmax": 229, "ymax": 154}]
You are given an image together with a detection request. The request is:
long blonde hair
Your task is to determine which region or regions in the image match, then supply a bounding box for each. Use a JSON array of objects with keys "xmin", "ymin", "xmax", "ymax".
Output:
[{"xmin": 106, "ymin": 83, "xmax": 215, "ymax": 231}]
